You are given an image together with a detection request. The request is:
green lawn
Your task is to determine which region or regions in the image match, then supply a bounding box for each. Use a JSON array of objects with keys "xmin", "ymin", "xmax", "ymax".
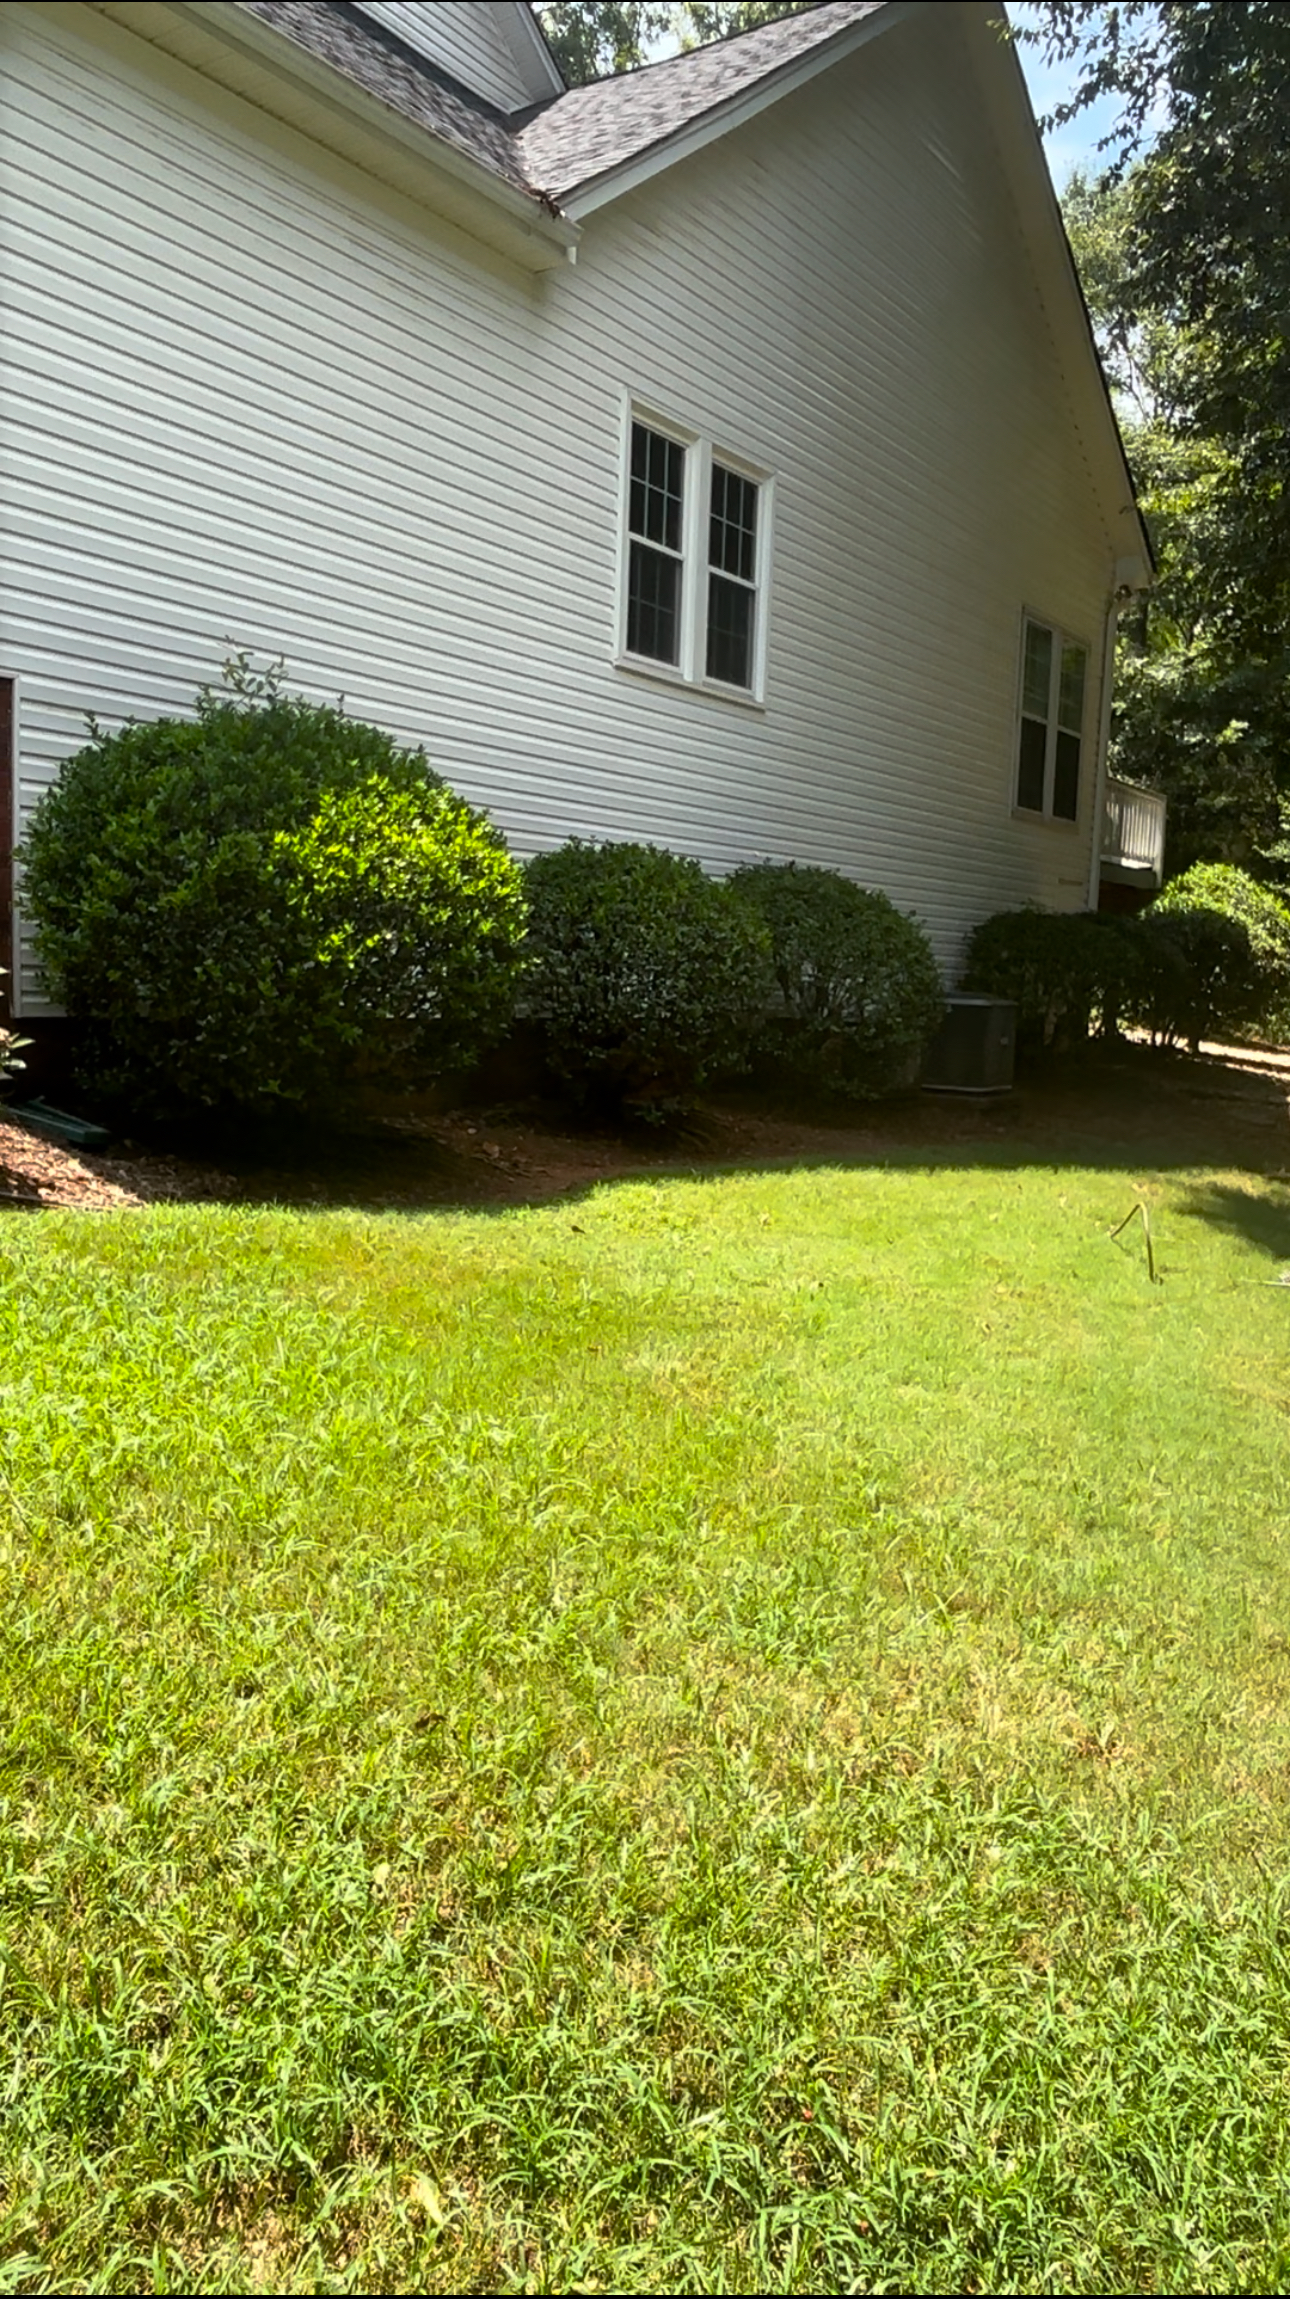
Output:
[{"xmin": 5, "ymin": 1143, "xmax": 1290, "ymax": 2292}]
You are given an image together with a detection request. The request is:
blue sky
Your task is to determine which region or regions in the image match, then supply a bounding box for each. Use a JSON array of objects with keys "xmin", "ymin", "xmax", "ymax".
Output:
[{"xmin": 1008, "ymin": 2, "xmax": 1125, "ymax": 189}]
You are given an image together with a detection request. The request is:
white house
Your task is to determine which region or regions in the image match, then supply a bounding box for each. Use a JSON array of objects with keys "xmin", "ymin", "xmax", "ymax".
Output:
[{"xmin": 0, "ymin": 0, "xmax": 1155, "ymax": 1020}]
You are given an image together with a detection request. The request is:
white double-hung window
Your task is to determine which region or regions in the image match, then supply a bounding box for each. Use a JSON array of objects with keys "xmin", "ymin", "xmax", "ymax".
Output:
[
  {"xmin": 1015, "ymin": 614, "xmax": 1089, "ymax": 822},
  {"xmin": 620, "ymin": 408, "xmax": 771, "ymax": 699}
]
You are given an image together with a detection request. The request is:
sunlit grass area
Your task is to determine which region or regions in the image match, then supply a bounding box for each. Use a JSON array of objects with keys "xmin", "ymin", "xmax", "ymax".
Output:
[{"xmin": 5, "ymin": 1149, "xmax": 1290, "ymax": 2291}]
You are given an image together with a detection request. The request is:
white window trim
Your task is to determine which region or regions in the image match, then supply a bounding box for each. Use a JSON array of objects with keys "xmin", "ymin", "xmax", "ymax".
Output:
[
  {"xmin": 615, "ymin": 396, "xmax": 774, "ymax": 707},
  {"xmin": 1012, "ymin": 609, "xmax": 1090, "ymax": 827}
]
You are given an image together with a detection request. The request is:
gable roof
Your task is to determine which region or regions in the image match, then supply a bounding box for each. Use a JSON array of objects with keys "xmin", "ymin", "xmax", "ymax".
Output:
[
  {"xmin": 516, "ymin": 0, "xmax": 887, "ymax": 204},
  {"xmin": 233, "ymin": 2, "xmax": 894, "ymax": 212}
]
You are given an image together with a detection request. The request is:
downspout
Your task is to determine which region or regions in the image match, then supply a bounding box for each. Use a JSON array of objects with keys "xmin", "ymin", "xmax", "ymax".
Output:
[{"xmin": 1085, "ymin": 588, "xmax": 1123, "ymax": 912}]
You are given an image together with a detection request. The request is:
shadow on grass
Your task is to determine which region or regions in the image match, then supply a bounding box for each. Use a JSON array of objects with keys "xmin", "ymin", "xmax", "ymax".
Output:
[
  {"xmin": 1173, "ymin": 1178, "xmax": 1290, "ymax": 1266},
  {"xmin": 119, "ymin": 1043, "xmax": 1290, "ymax": 1235}
]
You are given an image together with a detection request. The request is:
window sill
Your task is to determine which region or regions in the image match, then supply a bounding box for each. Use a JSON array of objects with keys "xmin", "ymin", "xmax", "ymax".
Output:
[{"xmin": 614, "ymin": 654, "xmax": 767, "ymax": 713}]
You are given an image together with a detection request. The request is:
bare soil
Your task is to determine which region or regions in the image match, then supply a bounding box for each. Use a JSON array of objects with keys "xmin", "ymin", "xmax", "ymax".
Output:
[{"xmin": 3, "ymin": 1039, "xmax": 1289, "ymax": 1216}]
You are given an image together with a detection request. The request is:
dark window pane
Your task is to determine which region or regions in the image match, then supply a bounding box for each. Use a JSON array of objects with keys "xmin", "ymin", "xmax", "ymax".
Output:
[
  {"xmin": 630, "ymin": 421, "xmax": 684, "ymax": 550},
  {"xmin": 1059, "ymin": 642, "xmax": 1087, "ymax": 732},
  {"xmin": 1022, "ymin": 620, "xmax": 1053, "ymax": 721},
  {"xmin": 709, "ymin": 463, "xmax": 757, "ymax": 580},
  {"xmin": 1016, "ymin": 715, "xmax": 1047, "ymax": 811},
  {"xmin": 1053, "ymin": 730, "xmax": 1081, "ymax": 819},
  {"xmin": 706, "ymin": 573, "xmax": 753, "ymax": 686},
  {"xmin": 627, "ymin": 540, "xmax": 680, "ymax": 664}
]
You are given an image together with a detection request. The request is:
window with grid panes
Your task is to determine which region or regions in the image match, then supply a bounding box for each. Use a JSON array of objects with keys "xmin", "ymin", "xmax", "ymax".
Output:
[
  {"xmin": 621, "ymin": 414, "xmax": 768, "ymax": 696},
  {"xmin": 1016, "ymin": 615, "xmax": 1088, "ymax": 821},
  {"xmin": 626, "ymin": 423, "xmax": 685, "ymax": 665},
  {"xmin": 706, "ymin": 463, "xmax": 758, "ymax": 687}
]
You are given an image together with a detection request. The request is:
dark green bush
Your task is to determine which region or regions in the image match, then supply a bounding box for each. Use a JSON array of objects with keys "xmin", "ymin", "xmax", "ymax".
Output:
[
  {"xmin": 21, "ymin": 664, "xmax": 525, "ymax": 1115},
  {"xmin": 731, "ymin": 861, "xmax": 942, "ymax": 1097},
  {"xmin": 1147, "ymin": 864, "xmax": 1290, "ymax": 1042},
  {"xmin": 523, "ymin": 841, "xmax": 772, "ymax": 1115},
  {"xmin": 962, "ymin": 891, "xmax": 1268, "ymax": 1056},
  {"xmin": 1128, "ymin": 905, "xmax": 1263, "ymax": 1050},
  {"xmin": 960, "ymin": 907, "xmax": 1138, "ymax": 1049}
]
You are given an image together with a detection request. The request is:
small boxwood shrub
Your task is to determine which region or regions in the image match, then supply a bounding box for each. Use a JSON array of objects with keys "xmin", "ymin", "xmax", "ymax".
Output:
[
  {"xmin": 960, "ymin": 907, "xmax": 1139, "ymax": 1050},
  {"xmin": 21, "ymin": 663, "xmax": 526, "ymax": 1116},
  {"xmin": 731, "ymin": 861, "xmax": 943, "ymax": 1097},
  {"xmin": 523, "ymin": 841, "xmax": 772, "ymax": 1115}
]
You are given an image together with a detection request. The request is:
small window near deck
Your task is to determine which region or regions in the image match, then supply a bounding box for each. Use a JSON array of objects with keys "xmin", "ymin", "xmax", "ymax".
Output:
[
  {"xmin": 1014, "ymin": 615, "xmax": 1088, "ymax": 822},
  {"xmin": 626, "ymin": 421, "xmax": 685, "ymax": 666}
]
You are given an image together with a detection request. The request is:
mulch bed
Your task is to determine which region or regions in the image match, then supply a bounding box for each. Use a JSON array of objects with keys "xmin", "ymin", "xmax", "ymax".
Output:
[{"xmin": 2, "ymin": 1041, "xmax": 1288, "ymax": 1216}]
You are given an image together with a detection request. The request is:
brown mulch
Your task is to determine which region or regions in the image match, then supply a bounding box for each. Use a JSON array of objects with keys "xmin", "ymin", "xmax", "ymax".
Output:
[
  {"xmin": 0, "ymin": 1119, "xmax": 236, "ymax": 1211},
  {"xmin": 3, "ymin": 1040, "xmax": 1289, "ymax": 1216}
]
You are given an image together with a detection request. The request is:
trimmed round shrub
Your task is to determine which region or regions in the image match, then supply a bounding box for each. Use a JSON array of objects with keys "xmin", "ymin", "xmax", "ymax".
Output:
[
  {"xmin": 1127, "ymin": 904, "xmax": 1263, "ymax": 1051},
  {"xmin": 21, "ymin": 670, "xmax": 526, "ymax": 1115},
  {"xmin": 523, "ymin": 841, "xmax": 772, "ymax": 1115},
  {"xmin": 961, "ymin": 906, "xmax": 1140, "ymax": 1050},
  {"xmin": 1148, "ymin": 863, "xmax": 1290, "ymax": 1041},
  {"xmin": 731, "ymin": 861, "xmax": 942, "ymax": 1097}
]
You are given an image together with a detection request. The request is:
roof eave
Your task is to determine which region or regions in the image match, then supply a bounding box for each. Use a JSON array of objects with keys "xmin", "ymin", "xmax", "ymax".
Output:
[
  {"xmin": 90, "ymin": 0, "xmax": 580, "ymax": 271},
  {"xmin": 553, "ymin": 0, "xmax": 912, "ymax": 217}
]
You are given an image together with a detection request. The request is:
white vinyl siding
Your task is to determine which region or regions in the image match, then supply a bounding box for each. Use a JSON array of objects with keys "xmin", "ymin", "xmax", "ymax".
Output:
[
  {"xmin": 1, "ymin": 2, "xmax": 1117, "ymax": 1015},
  {"xmin": 352, "ymin": 3, "xmax": 549, "ymax": 110}
]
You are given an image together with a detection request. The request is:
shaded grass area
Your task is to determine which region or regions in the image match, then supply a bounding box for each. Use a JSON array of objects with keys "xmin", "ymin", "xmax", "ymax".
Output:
[{"xmin": 5, "ymin": 1151, "xmax": 1290, "ymax": 2289}]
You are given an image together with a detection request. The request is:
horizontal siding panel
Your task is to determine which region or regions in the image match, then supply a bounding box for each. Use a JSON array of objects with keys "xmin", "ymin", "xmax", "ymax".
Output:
[{"xmin": 2, "ymin": 1, "xmax": 1115, "ymax": 1014}]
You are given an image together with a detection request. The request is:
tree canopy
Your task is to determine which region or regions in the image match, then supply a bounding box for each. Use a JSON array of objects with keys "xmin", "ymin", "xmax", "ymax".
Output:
[{"xmin": 1028, "ymin": 5, "xmax": 1290, "ymax": 876}]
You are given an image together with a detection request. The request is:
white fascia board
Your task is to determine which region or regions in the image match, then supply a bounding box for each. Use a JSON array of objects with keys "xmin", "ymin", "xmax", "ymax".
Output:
[
  {"xmin": 505, "ymin": 0, "xmax": 567, "ymax": 100},
  {"xmin": 562, "ymin": 0, "xmax": 914, "ymax": 220},
  {"xmin": 90, "ymin": 0, "xmax": 579, "ymax": 270}
]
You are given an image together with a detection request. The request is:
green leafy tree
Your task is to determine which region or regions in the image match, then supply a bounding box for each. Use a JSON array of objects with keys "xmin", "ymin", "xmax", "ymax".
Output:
[
  {"xmin": 1038, "ymin": 7, "xmax": 1290, "ymax": 879},
  {"xmin": 1062, "ymin": 167, "xmax": 1285, "ymax": 872},
  {"xmin": 1028, "ymin": 6, "xmax": 1290, "ymax": 658},
  {"xmin": 539, "ymin": 3, "xmax": 670, "ymax": 81}
]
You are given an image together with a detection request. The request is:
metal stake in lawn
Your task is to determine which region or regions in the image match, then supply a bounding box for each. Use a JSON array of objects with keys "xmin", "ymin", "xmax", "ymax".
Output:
[{"xmin": 1111, "ymin": 1202, "xmax": 1161, "ymax": 1285}]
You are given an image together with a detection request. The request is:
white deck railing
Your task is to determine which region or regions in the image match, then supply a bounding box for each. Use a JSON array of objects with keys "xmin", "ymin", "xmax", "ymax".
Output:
[{"xmin": 1102, "ymin": 777, "xmax": 1166, "ymax": 879}]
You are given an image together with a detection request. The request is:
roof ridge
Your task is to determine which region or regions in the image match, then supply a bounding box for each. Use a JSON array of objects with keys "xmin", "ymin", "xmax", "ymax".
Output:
[{"xmin": 527, "ymin": 0, "xmax": 837, "ymax": 108}]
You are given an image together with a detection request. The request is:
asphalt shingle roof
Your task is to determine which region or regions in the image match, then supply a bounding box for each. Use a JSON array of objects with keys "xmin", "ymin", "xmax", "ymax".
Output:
[
  {"xmin": 239, "ymin": 1, "xmax": 534, "ymax": 193},
  {"xmin": 517, "ymin": 1, "xmax": 887, "ymax": 202},
  {"xmin": 238, "ymin": 2, "xmax": 889, "ymax": 211}
]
